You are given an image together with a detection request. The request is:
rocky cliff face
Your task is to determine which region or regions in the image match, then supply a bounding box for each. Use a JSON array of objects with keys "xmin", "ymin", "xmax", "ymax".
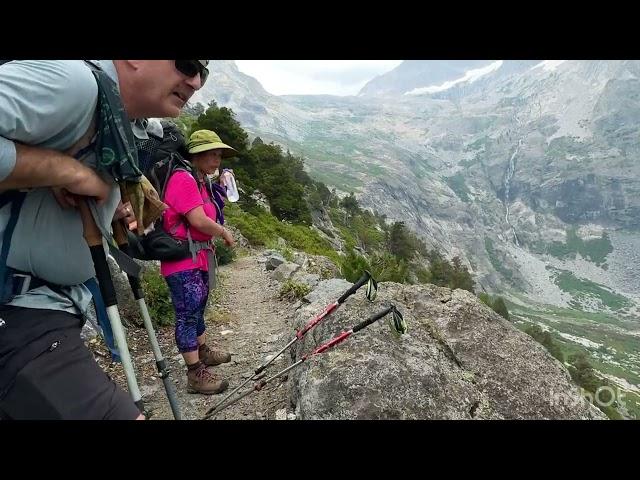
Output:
[{"xmin": 192, "ymin": 60, "xmax": 640, "ymax": 309}]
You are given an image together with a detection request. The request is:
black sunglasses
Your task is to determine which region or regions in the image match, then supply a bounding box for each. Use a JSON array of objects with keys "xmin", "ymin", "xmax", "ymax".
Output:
[{"xmin": 175, "ymin": 60, "xmax": 209, "ymax": 85}]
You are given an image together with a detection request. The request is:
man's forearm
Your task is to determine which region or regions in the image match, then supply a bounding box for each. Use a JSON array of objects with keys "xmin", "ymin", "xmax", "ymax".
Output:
[{"xmin": 0, "ymin": 142, "xmax": 89, "ymax": 191}]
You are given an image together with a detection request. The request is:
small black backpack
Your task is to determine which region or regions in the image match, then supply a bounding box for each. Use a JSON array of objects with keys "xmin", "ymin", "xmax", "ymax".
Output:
[{"xmin": 128, "ymin": 121, "xmax": 203, "ymax": 261}]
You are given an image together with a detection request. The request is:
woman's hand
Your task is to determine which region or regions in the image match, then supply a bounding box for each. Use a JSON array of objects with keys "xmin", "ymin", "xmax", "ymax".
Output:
[
  {"xmin": 218, "ymin": 168, "xmax": 234, "ymax": 185},
  {"xmin": 221, "ymin": 227, "xmax": 235, "ymax": 247}
]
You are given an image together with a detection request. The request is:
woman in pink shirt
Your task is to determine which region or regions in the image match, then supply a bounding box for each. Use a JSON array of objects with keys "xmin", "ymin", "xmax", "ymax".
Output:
[{"xmin": 162, "ymin": 129, "xmax": 236, "ymax": 395}]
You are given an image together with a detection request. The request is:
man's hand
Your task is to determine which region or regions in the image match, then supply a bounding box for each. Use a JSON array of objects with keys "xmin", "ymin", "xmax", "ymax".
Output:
[
  {"xmin": 51, "ymin": 167, "xmax": 111, "ymax": 209},
  {"xmin": 66, "ymin": 165, "xmax": 111, "ymax": 205},
  {"xmin": 51, "ymin": 187, "xmax": 78, "ymax": 209}
]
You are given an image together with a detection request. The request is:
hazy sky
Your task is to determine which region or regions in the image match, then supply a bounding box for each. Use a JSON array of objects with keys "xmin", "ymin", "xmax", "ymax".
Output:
[{"xmin": 235, "ymin": 60, "xmax": 403, "ymax": 96}]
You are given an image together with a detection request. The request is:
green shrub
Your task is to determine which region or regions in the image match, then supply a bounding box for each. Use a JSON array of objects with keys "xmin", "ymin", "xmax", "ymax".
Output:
[
  {"xmin": 141, "ymin": 266, "xmax": 174, "ymax": 327},
  {"xmin": 525, "ymin": 325, "xmax": 564, "ymax": 363},
  {"xmin": 214, "ymin": 238, "xmax": 236, "ymax": 266},
  {"xmin": 479, "ymin": 294, "xmax": 510, "ymax": 320},
  {"xmin": 279, "ymin": 279, "xmax": 312, "ymax": 300},
  {"xmin": 340, "ymin": 249, "xmax": 371, "ymax": 282}
]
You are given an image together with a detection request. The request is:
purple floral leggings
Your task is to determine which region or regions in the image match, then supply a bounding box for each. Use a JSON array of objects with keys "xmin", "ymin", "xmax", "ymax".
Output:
[{"xmin": 165, "ymin": 269, "xmax": 209, "ymax": 353}]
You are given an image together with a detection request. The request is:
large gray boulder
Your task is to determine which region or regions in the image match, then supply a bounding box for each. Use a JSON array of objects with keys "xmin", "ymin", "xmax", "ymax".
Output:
[
  {"xmin": 289, "ymin": 281, "xmax": 605, "ymax": 420},
  {"xmin": 302, "ymin": 278, "xmax": 351, "ymax": 305},
  {"xmin": 306, "ymin": 255, "xmax": 341, "ymax": 280},
  {"xmin": 271, "ymin": 262, "xmax": 301, "ymax": 282},
  {"xmin": 291, "ymin": 252, "xmax": 309, "ymax": 269},
  {"xmin": 291, "ymin": 272, "xmax": 321, "ymax": 289},
  {"xmin": 264, "ymin": 253, "xmax": 286, "ymax": 271}
]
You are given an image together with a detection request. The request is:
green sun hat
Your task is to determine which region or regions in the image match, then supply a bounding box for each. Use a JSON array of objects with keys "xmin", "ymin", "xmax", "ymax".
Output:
[{"xmin": 187, "ymin": 129, "xmax": 238, "ymax": 158}]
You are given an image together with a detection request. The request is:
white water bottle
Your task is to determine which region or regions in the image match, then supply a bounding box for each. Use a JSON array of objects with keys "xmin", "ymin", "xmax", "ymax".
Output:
[{"xmin": 221, "ymin": 169, "xmax": 239, "ymax": 202}]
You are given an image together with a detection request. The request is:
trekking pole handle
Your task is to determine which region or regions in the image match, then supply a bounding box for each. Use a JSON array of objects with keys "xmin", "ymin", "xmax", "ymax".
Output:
[
  {"xmin": 78, "ymin": 198, "xmax": 119, "ymax": 306},
  {"xmin": 78, "ymin": 198, "xmax": 103, "ymax": 247},
  {"xmin": 338, "ymin": 271, "xmax": 371, "ymax": 304},
  {"xmin": 112, "ymin": 219, "xmax": 145, "ymax": 300},
  {"xmin": 352, "ymin": 305, "xmax": 394, "ymax": 334},
  {"xmin": 112, "ymin": 219, "xmax": 128, "ymax": 246}
]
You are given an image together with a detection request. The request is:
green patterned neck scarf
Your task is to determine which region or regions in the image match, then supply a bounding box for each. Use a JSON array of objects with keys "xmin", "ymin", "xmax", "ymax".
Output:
[{"xmin": 88, "ymin": 62, "xmax": 142, "ymax": 182}]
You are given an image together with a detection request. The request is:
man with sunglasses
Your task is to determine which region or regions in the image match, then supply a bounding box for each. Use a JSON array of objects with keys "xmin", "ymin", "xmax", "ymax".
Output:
[{"xmin": 0, "ymin": 60, "xmax": 208, "ymax": 420}]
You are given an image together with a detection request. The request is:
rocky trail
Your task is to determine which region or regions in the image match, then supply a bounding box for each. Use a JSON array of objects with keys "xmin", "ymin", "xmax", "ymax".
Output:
[{"xmin": 91, "ymin": 252, "xmax": 297, "ymax": 420}]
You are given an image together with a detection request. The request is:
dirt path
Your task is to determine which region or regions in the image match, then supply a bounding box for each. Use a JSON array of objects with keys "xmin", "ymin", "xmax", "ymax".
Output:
[{"xmin": 92, "ymin": 252, "xmax": 297, "ymax": 420}]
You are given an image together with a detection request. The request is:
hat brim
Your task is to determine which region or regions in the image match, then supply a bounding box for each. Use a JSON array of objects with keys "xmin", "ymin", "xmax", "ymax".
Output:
[{"xmin": 188, "ymin": 142, "xmax": 237, "ymax": 158}]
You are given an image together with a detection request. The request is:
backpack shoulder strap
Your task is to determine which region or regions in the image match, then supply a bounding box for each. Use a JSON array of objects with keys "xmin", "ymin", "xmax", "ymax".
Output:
[
  {"xmin": 0, "ymin": 191, "xmax": 27, "ymax": 302},
  {"xmin": 156, "ymin": 164, "xmax": 185, "ymax": 236},
  {"xmin": 158, "ymin": 157, "xmax": 191, "ymax": 200},
  {"xmin": 83, "ymin": 60, "xmax": 103, "ymax": 72}
]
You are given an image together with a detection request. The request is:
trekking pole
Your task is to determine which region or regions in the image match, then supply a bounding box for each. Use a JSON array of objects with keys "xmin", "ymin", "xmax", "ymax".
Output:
[
  {"xmin": 112, "ymin": 220, "xmax": 182, "ymax": 420},
  {"xmin": 202, "ymin": 270, "xmax": 378, "ymax": 418},
  {"xmin": 78, "ymin": 198, "xmax": 144, "ymax": 413},
  {"xmin": 202, "ymin": 304, "xmax": 407, "ymax": 419}
]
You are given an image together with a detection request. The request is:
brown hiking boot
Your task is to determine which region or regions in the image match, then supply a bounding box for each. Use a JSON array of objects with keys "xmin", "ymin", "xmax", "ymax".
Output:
[
  {"xmin": 187, "ymin": 364, "xmax": 229, "ymax": 395},
  {"xmin": 199, "ymin": 343, "xmax": 231, "ymax": 366}
]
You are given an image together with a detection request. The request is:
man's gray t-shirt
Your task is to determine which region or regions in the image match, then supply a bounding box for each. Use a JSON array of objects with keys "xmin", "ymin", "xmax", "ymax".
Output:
[{"xmin": 0, "ymin": 60, "xmax": 141, "ymax": 315}]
